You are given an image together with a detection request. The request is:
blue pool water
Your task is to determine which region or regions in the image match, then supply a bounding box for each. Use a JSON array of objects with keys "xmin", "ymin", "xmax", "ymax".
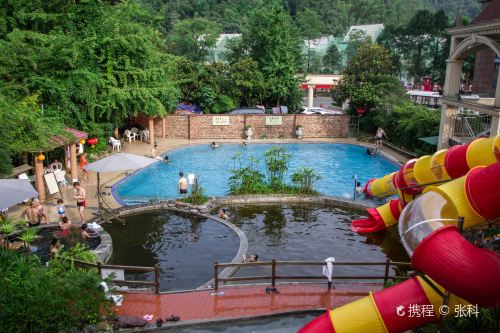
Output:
[{"xmin": 115, "ymin": 143, "xmax": 399, "ymax": 203}]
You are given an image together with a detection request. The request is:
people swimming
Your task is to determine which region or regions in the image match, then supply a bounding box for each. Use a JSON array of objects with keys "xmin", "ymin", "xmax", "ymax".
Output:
[
  {"xmin": 243, "ymin": 253, "xmax": 259, "ymax": 263},
  {"xmin": 211, "ymin": 142, "xmax": 220, "ymax": 148},
  {"xmin": 218, "ymin": 208, "xmax": 228, "ymax": 219},
  {"xmin": 240, "ymin": 141, "xmax": 248, "ymax": 147},
  {"xmin": 356, "ymin": 182, "xmax": 364, "ymax": 194},
  {"xmin": 366, "ymin": 146, "xmax": 377, "ymax": 155}
]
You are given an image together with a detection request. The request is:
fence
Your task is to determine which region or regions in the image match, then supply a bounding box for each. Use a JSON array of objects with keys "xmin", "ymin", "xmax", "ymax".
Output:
[
  {"xmin": 71, "ymin": 258, "xmax": 161, "ymax": 293},
  {"xmin": 213, "ymin": 260, "xmax": 412, "ymax": 291},
  {"xmin": 452, "ymin": 113, "xmax": 492, "ymax": 143}
]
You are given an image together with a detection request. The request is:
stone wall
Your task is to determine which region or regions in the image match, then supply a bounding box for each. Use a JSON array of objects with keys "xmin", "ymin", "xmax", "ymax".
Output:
[{"xmin": 132, "ymin": 114, "xmax": 350, "ymax": 140}]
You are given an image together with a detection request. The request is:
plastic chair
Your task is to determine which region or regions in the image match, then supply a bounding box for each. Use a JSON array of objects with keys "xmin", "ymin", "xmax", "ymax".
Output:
[
  {"xmin": 124, "ymin": 130, "xmax": 137, "ymax": 142},
  {"xmin": 109, "ymin": 137, "xmax": 121, "ymax": 151}
]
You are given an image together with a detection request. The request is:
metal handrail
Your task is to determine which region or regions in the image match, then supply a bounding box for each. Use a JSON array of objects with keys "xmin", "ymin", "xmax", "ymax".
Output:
[{"xmin": 213, "ymin": 259, "xmax": 412, "ymax": 291}]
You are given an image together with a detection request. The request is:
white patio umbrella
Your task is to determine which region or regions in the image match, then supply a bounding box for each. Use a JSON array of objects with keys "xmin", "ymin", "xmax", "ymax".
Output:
[
  {"xmin": 83, "ymin": 153, "xmax": 159, "ymax": 211},
  {"xmin": 0, "ymin": 179, "xmax": 39, "ymax": 211}
]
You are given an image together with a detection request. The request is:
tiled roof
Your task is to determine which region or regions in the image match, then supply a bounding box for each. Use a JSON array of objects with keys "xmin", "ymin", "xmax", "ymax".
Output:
[{"xmin": 472, "ymin": 0, "xmax": 500, "ymax": 23}]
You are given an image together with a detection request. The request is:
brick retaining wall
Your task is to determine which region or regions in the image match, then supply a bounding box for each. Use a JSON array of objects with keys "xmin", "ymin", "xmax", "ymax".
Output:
[{"xmin": 131, "ymin": 114, "xmax": 349, "ymax": 140}]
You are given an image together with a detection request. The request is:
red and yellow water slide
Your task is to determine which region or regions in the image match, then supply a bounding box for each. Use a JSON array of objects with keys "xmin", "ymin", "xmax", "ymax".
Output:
[{"xmin": 298, "ymin": 136, "xmax": 500, "ymax": 333}]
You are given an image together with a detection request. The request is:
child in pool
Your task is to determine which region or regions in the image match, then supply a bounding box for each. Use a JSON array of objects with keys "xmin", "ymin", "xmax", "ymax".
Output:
[{"xmin": 57, "ymin": 199, "xmax": 66, "ymax": 219}]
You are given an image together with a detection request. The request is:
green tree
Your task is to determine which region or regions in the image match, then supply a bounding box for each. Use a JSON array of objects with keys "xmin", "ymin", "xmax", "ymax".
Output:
[
  {"xmin": 345, "ymin": 29, "xmax": 371, "ymax": 64},
  {"xmin": 168, "ymin": 18, "xmax": 221, "ymax": 62},
  {"xmin": 238, "ymin": 4, "xmax": 303, "ymax": 109},
  {"xmin": 229, "ymin": 59, "xmax": 266, "ymax": 106},
  {"xmin": 337, "ymin": 42, "xmax": 405, "ymax": 131},
  {"xmin": 0, "ymin": 248, "xmax": 109, "ymax": 333},
  {"xmin": 295, "ymin": 8, "xmax": 324, "ymax": 73},
  {"xmin": 323, "ymin": 43, "xmax": 342, "ymax": 73}
]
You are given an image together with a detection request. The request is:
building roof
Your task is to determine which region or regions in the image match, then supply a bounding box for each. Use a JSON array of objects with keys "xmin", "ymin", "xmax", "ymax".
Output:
[
  {"xmin": 472, "ymin": 0, "xmax": 500, "ymax": 24},
  {"xmin": 344, "ymin": 24, "xmax": 384, "ymax": 43}
]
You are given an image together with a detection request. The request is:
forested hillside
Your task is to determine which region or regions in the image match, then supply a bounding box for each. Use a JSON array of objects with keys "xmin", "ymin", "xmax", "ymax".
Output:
[{"xmin": 141, "ymin": 0, "xmax": 480, "ymax": 34}]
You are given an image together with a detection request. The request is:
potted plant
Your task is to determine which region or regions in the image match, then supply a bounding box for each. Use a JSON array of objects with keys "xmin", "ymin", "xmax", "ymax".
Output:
[
  {"xmin": 244, "ymin": 125, "xmax": 253, "ymax": 140},
  {"xmin": 296, "ymin": 125, "xmax": 303, "ymax": 139}
]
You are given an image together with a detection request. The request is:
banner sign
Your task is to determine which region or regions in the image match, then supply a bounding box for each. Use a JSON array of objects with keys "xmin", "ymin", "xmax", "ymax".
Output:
[
  {"xmin": 265, "ymin": 116, "xmax": 283, "ymax": 126},
  {"xmin": 212, "ymin": 116, "xmax": 230, "ymax": 126}
]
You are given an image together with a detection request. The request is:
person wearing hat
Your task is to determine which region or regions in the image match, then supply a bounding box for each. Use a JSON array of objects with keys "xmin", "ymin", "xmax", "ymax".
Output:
[{"xmin": 21, "ymin": 199, "xmax": 47, "ymax": 227}]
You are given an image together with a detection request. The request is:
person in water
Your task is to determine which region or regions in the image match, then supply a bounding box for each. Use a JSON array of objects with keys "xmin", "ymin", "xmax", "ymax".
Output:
[
  {"xmin": 218, "ymin": 209, "xmax": 228, "ymax": 219},
  {"xmin": 178, "ymin": 172, "xmax": 188, "ymax": 196},
  {"xmin": 356, "ymin": 182, "xmax": 364, "ymax": 194},
  {"xmin": 211, "ymin": 142, "xmax": 220, "ymax": 148},
  {"xmin": 243, "ymin": 254, "xmax": 259, "ymax": 263}
]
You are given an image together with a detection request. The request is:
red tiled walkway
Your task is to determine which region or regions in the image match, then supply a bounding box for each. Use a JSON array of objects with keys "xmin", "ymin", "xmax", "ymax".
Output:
[{"xmin": 114, "ymin": 283, "xmax": 383, "ymax": 321}]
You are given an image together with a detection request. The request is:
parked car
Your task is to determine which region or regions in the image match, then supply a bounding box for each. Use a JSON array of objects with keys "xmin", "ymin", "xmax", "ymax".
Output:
[
  {"xmin": 299, "ymin": 107, "xmax": 342, "ymax": 115},
  {"xmin": 229, "ymin": 107, "xmax": 265, "ymax": 115}
]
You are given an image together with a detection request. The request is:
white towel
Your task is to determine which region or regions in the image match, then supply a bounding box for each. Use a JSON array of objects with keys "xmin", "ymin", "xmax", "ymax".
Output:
[
  {"xmin": 88, "ymin": 222, "xmax": 103, "ymax": 233},
  {"xmin": 322, "ymin": 257, "xmax": 335, "ymax": 282},
  {"xmin": 187, "ymin": 173, "xmax": 196, "ymax": 185}
]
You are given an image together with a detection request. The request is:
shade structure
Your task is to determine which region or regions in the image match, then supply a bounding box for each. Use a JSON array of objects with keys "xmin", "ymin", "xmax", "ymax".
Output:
[
  {"xmin": 0, "ymin": 179, "xmax": 38, "ymax": 211},
  {"xmin": 83, "ymin": 153, "xmax": 158, "ymax": 174},
  {"xmin": 83, "ymin": 153, "xmax": 158, "ymax": 213}
]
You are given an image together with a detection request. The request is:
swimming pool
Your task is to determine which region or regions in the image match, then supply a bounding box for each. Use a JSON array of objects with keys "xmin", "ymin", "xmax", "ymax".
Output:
[
  {"xmin": 114, "ymin": 143, "xmax": 399, "ymax": 203},
  {"xmin": 102, "ymin": 211, "xmax": 239, "ymax": 291}
]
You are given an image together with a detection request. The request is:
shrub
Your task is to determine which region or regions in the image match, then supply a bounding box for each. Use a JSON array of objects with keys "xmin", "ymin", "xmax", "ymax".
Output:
[
  {"xmin": 264, "ymin": 146, "xmax": 290, "ymax": 190},
  {"xmin": 291, "ymin": 167, "xmax": 321, "ymax": 194},
  {"xmin": 0, "ymin": 248, "xmax": 109, "ymax": 333},
  {"xmin": 180, "ymin": 178, "xmax": 208, "ymax": 205},
  {"xmin": 229, "ymin": 154, "xmax": 268, "ymax": 194}
]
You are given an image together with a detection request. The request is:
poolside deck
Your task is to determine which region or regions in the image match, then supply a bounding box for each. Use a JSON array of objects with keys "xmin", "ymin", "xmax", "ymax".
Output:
[{"xmin": 114, "ymin": 282, "xmax": 383, "ymax": 323}]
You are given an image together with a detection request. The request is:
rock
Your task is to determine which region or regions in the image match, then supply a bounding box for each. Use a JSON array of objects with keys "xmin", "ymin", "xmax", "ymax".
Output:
[
  {"xmin": 116, "ymin": 315, "xmax": 147, "ymax": 329},
  {"xmin": 82, "ymin": 324, "xmax": 96, "ymax": 333},
  {"xmin": 96, "ymin": 321, "xmax": 112, "ymax": 332}
]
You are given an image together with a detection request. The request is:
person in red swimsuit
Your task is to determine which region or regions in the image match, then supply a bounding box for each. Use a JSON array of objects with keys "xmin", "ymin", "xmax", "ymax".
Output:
[{"xmin": 80, "ymin": 153, "xmax": 89, "ymax": 183}]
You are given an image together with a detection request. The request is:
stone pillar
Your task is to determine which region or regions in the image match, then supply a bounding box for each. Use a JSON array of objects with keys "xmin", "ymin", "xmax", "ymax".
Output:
[
  {"xmin": 70, "ymin": 143, "xmax": 78, "ymax": 182},
  {"xmin": 162, "ymin": 117, "xmax": 166, "ymax": 138},
  {"xmin": 34, "ymin": 155, "xmax": 46, "ymax": 201},
  {"xmin": 64, "ymin": 145, "xmax": 69, "ymax": 171},
  {"xmin": 437, "ymin": 59, "xmax": 463, "ymax": 149},
  {"xmin": 491, "ymin": 70, "xmax": 500, "ymax": 137},
  {"xmin": 148, "ymin": 117, "xmax": 155, "ymax": 145},
  {"xmin": 114, "ymin": 127, "xmax": 119, "ymax": 139},
  {"xmin": 307, "ymin": 85, "xmax": 315, "ymax": 108}
]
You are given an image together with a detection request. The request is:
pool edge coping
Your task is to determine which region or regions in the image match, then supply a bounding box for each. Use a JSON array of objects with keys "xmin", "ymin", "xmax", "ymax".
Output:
[{"xmin": 118, "ymin": 308, "xmax": 327, "ymax": 332}]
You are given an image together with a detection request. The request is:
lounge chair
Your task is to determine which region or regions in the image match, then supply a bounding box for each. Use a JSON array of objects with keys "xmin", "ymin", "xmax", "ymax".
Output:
[{"xmin": 124, "ymin": 130, "xmax": 137, "ymax": 142}]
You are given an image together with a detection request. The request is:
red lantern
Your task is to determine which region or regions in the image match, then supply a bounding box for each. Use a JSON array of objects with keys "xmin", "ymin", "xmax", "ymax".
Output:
[
  {"xmin": 356, "ymin": 108, "xmax": 366, "ymax": 116},
  {"xmin": 87, "ymin": 138, "xmax": 98, "ymax": 145}
]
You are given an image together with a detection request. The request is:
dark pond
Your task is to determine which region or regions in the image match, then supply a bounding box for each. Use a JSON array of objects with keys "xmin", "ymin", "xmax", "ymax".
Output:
[
  {"xmin": 224, "ymin": 203, "xmax": 410, "ymax": 281},
  {"xmin": 102, "ymin": 210, "xmax": 239, "ymax": 291}
]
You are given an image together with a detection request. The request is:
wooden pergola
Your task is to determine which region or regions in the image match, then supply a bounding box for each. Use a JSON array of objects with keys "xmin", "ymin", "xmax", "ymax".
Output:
[{"xmin": 28, "ymin": 128, "xmax": 88, "ymax": 201}]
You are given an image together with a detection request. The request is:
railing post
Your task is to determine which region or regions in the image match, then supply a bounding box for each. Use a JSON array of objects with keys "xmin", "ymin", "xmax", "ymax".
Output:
[
  {"xmin": 383, "ymin": 259, "xmax": 390, "ymax": 284},
  {"xmin": 97, "ymin": 261, "xmax": 102, "ymax": 277},
  {"xmin": 154, "ymin": 264, "xmax": 160, "ymax": 294},
  {"xmin": 457, "ymin": 216, "xmax": 464, "ymax": 234},
  {"xmin": 271, "ymin": 259, "xmax": 276, "ymax": 288},
  {"xmin": 214, "ymin": 261, "xmax": 219, "ymax": 291}
]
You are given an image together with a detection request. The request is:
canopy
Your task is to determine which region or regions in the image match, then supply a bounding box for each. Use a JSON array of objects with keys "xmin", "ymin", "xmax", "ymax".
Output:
[
  {"xmin": 0, "ymin": 179, "xmax": 38, "ymax": 211},
  {"xmin": 418, "ymin": 136, "xmax": 438, "ymax": 146},
  {"xmin": 83, "ymin": 153, "xmax": 158, "ymax": 174}
]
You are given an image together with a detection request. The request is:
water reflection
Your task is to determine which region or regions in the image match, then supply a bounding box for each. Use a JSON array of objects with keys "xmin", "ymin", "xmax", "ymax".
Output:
[
  {"xmin": 103, "ymin": 210, "xmax": 239, "ymax": 291},
  {"xmin": 228, "ymin": 203, "xmax": 410, "ymax": 280}
]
